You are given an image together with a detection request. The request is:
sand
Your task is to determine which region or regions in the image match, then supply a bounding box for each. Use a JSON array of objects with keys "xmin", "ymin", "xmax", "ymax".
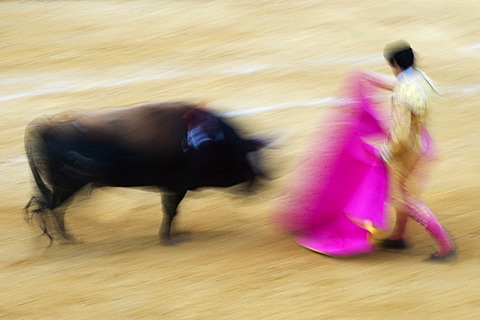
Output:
[{"xmin": 1, "ymin": 1, "xmax": 479, "ymax": 319}]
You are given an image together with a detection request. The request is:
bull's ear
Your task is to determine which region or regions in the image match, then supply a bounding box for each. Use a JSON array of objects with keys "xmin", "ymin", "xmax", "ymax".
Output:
[
  {"xmin": 246, "ymin": 152, "xmax": 270, "ymax": 180},
  {"xmin": 249, "ymin": 137, "xmax": 269, "ymax": 150}
]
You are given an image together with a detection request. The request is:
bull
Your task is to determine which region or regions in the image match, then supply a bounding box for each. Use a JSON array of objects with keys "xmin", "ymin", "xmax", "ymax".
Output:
[{"xmin": 23, "ymin": 101, "xmax": 267, "ymax": 245}]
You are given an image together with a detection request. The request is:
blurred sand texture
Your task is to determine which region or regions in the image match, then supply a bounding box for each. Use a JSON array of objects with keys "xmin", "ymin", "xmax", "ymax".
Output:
[{"xmin": 1, "ymin": 1, "xmax": 479, "ymax": 319}]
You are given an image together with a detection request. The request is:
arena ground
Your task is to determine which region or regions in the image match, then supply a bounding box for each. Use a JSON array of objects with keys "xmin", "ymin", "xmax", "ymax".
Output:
[{"xmin": 0, "ymin": 1, "xmax": 479, "ymax": 319}]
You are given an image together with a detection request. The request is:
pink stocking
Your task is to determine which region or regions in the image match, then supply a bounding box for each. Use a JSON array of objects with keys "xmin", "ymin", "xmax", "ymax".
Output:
[{"xmin": 402, "ymin": 195, "xmax": 454, "ymax": 254}]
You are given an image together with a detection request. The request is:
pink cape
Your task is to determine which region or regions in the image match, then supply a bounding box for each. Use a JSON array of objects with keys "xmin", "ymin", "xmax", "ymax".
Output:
[{"xmin": 276, "ymin": 72, "xmax": 391, "ymax": 256}]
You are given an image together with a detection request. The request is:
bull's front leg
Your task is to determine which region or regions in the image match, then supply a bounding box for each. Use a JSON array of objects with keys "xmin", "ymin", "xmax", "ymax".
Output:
[{"xmin": 160, "ymin": 190, "xmax": 187, "ymax": 244}]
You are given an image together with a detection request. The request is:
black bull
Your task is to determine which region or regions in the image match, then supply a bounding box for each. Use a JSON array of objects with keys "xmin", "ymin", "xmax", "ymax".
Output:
[{"xmin": 24, "ymin": 101, "xmax": 266, "ymax": 244}]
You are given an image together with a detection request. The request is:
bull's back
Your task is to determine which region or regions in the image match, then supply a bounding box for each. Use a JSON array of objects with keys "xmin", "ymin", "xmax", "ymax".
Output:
[
  {"xmin": 54, "ymin": 101, "xmax": 194, "ymax": 158},
  {"xmin": 26, "ymin": 102, "xmax": 199, "ymax": 187}
]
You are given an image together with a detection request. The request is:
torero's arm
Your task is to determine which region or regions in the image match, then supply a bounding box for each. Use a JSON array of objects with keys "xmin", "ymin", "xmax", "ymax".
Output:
[{"xmin": 363, "ymin": 71, "xmax": 397, "ymax": 91}]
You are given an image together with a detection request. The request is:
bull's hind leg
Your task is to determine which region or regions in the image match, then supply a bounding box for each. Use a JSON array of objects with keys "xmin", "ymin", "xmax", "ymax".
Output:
[
  {"xmin": 47, "ymin": 185, "xmax": 85, "ymax": 244},
  {"xmin": 160, "ymin": 190, "xmax": 187, "ymax": 244},
  {"xmin": 37, "ymin": 211, "xmax": 56, "ymax": 245},
  {"xmin": 52, "ymin": 206, "xmax": 75, "ymax": 243},
  {"xmin": 24, "ymin": 196, "xmax": 57, "ymax": 246},
  {"xmin": 33, "ymin": 205, "xmax": 71, "ymax": 245}
]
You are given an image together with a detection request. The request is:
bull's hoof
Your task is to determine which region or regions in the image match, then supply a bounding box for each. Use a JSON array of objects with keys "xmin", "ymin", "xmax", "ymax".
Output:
[
  {"xmin": 161, "ymin": 238, "xmax": 182, "ymax": 246},
  {"xmin": 58, "ymin": 238, "xmax": 77, "ymax": 245},
  {"xmin": 53, "ymin": 236, "xmax": 77, "ymax": 246},
  {"xmin": 160, "ymin": 231, "xmax": 192, "ymax": 245},
  {"xmin": 43, "ymin": 237, "xmax": 76, "ymax": 250}
]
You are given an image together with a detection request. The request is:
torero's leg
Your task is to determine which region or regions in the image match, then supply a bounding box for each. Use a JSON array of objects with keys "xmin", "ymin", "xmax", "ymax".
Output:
[
  {"xmin": 389, "ymin": 207, "xmax": 409, "ymax": 240},
  {"xmin": 401, "ymin": 193, "xmax": 455, "ymax": 259},
  {"xmin": 381, "ymin": 205, "xmax": 409, "ymax": 250},
  {"xmin": 381, "ymin": 165, "xmax": 410, "ymax": 250},
  {"xmin": 383, "ymin": 162, "xmax": 455, "ymax": 259}
]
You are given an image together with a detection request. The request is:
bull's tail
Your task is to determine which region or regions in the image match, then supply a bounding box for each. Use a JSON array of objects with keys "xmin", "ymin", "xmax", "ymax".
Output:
[{"xmin": 23, "ymin": 119, "xmax": 54, "ymax": 239}]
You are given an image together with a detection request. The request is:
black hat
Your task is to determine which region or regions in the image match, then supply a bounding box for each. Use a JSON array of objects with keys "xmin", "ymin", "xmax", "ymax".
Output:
[{"xmin": 383, "ymin": 40, "xmax": 414, "ymax": 69}]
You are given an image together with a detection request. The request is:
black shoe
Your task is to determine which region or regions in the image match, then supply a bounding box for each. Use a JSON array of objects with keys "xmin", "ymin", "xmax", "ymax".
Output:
[
  {"xmin": 380, "ymin": 238, "xmax": 408, "ymax": 250},
  {"xmin": 429, "ymin": 250, "xmax": 456, "ymax": 261}
]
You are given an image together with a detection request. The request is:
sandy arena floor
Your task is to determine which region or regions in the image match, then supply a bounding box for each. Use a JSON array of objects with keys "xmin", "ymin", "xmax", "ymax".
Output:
[{"xmin": 0, "ymin": 1, "xmax": 479, "ymax": 319}]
